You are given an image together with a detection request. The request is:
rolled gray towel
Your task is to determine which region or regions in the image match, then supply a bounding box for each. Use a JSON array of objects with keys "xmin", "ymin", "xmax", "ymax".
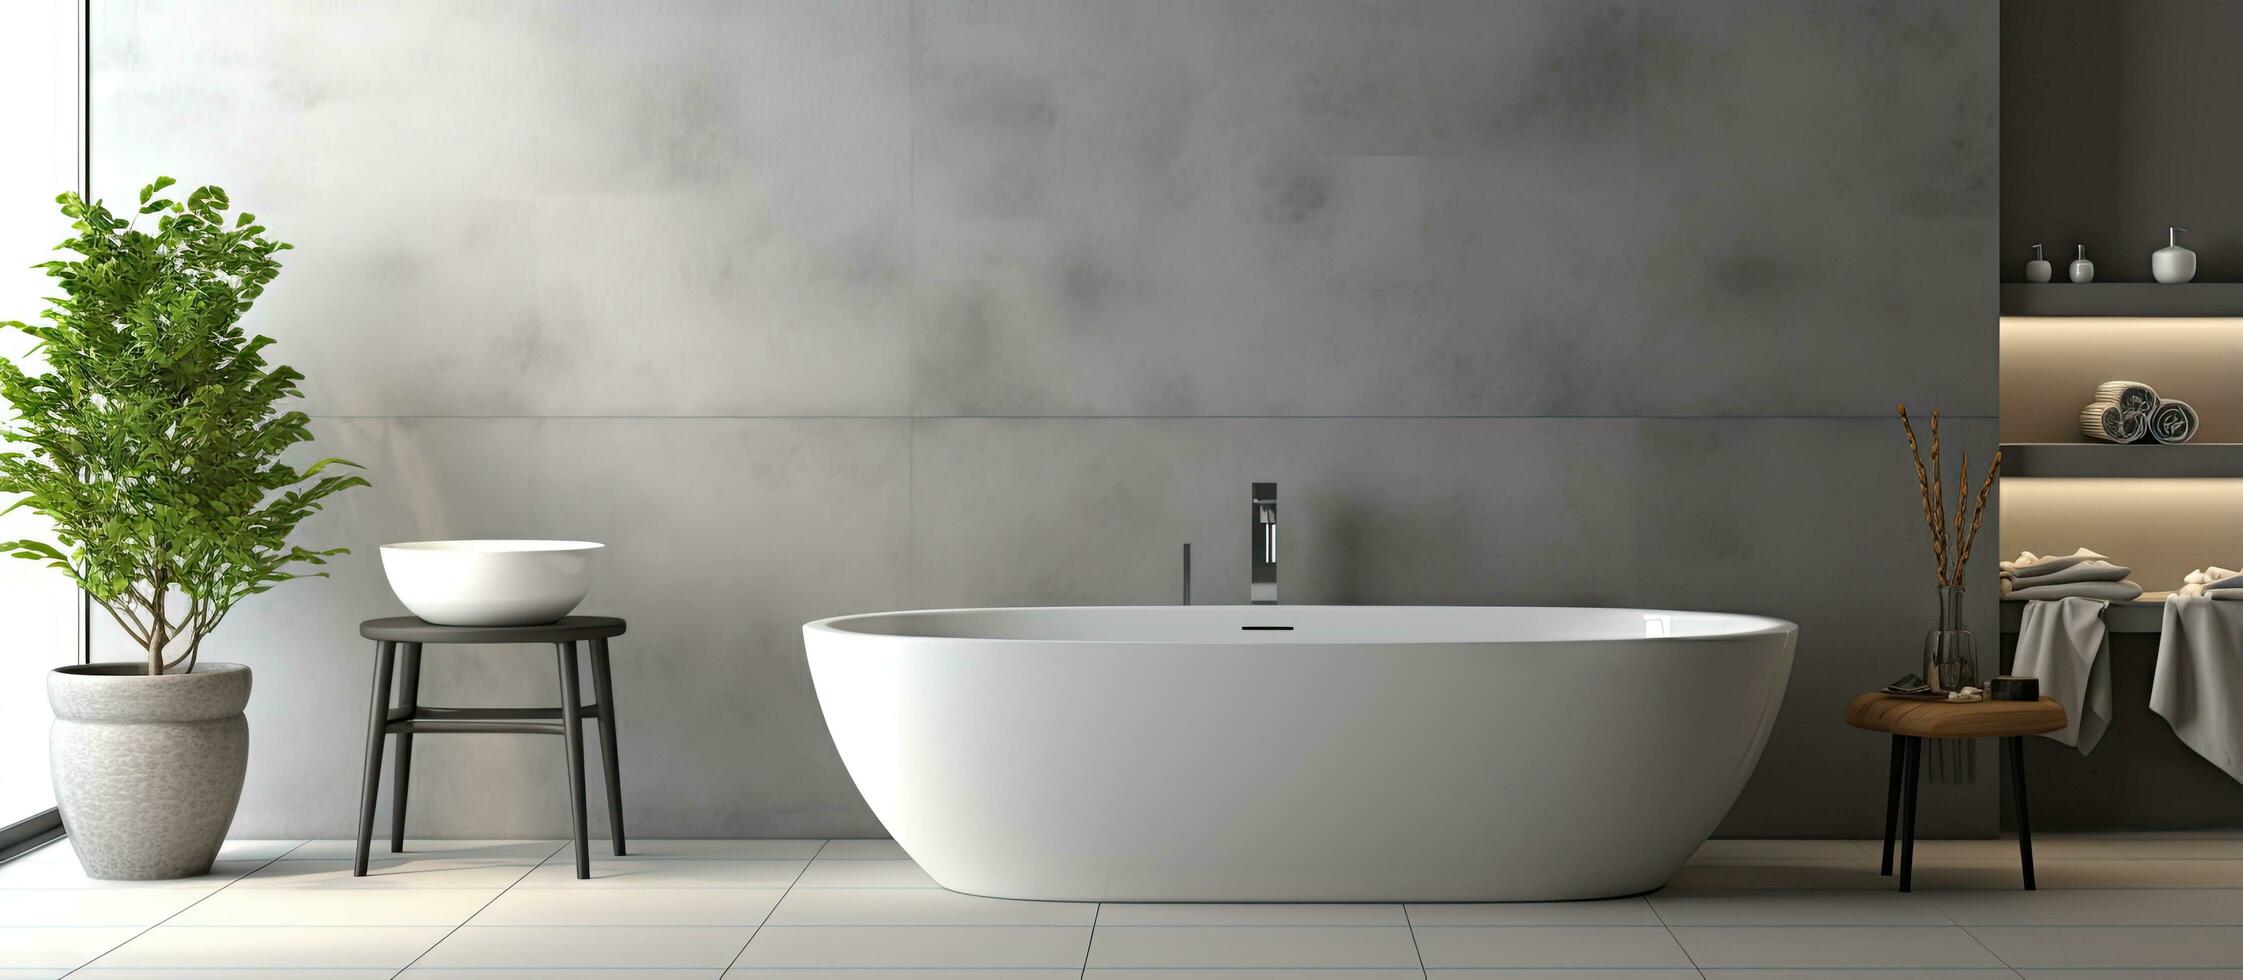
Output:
[
  {"xmin": 2151, "ymin": 399, "xmax": 2199, "ymax": 445},
  {"xmin": 2096, "ymin": 380, "xmax": 2161, "ymax": 420},
  {"xmin": 2081, "ymin": 401, "xmax": 2148, "ymax": 443},
  {"xmin": 2210, "ymin": 589, "xmax": 2243, "ymax": 601},
  {"xmin": 2005, "ymin": 579, "xmax": 2145, "ymax": 602}
]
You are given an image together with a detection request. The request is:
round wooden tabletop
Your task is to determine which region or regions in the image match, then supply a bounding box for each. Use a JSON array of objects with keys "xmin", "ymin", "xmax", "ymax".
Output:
[{"xmin": 1846, "ymin": 692, "xmax": 2066, "ymax": 738}]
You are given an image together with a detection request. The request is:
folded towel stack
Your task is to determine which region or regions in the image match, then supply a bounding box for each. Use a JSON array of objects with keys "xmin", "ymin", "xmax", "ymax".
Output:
[
  {"xmin": 2151, "ymin": 398, "xmax": 2199, "ymax": 444},
  {"xmin": 2001, "ymin": 548, "xmax": 2146, "ymax": 601},
  {"xmin": 2000, "ymin": 547, "xmax": 2107, "ymax": 577},
  {"xmin": 2176, "ymin": 566, "xmax": 2243, "ymax": 600}
]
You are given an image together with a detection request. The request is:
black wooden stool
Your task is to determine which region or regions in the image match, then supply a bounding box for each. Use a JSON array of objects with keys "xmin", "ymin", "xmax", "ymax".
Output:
[
  {"xmin": 355, "ymin": 616, "xmax": 628, "ymax": 879},
  {"xmin": 1846, "ymin": 692, "xmax": 2066, "ymax": 892}
]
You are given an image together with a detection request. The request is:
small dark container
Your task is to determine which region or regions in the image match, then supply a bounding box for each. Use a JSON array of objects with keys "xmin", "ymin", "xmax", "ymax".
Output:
[{"xmin": 1990, "ymin": 675, "xmax": 2039, "ymax": 702}]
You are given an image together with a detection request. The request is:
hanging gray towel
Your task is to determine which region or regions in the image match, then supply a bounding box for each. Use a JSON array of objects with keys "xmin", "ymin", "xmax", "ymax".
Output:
[
  {"xmin": 2013, "ymin": 597, "xmax": 2113, "ymax": 752},
  {"xmin": 2152, "ymin": 597, "xmax": 2243, "ymax": 783}
]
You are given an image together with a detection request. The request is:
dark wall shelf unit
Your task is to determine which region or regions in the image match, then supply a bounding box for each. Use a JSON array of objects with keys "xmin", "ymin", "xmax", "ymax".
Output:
[
  {"xmin": 2002, "ymin": 283, "xmax": 2243, "ymax": 318},
  {"xmin": 2003, "ymin": 2, "xmax": 2243, "ymax": 284},
  {"xmin": 2001, "ymin": 442, "xmax": 2243, "ymax": 479},
  {"xmin": 1994, "ymin": 0, "xmax": 2243, "ymax": 837},
  {"xmin": 2000, "ymin": 599, "xmax": 2165, "ymax": 635},
  {"xmin": 1994, "ymin": 629, "xmax": 2243, "ymax": 831}
]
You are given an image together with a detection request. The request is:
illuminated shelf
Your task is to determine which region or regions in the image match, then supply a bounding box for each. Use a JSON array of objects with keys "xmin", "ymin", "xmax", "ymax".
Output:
[
  {"xmin": 2000, "ymin": 443, "xmax": 2243, "ymax": 478},
  {"xmin": 2002, "ymin": 283, "xmax": 2243, "ymax": 317}
]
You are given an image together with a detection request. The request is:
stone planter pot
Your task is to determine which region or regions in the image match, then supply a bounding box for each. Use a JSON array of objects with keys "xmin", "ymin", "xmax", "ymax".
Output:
[{"xmin": 48, "ymin": 663, "xmax": 251, "ymax": 880}]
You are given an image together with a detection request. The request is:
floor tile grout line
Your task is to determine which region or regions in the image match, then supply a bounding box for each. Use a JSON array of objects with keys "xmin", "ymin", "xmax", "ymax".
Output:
[
  {"xmin": 1641, "ymin": 893, "xmax": 1708, "ymax": 979},
  {"xmin": 384, "ymin": 838, "xmax": 569, "ymax": 978},
  {"xmin": 721, "ymin": 837, "xmax": 829, "ymax": 974},
  {"xmin": 1079, "ymin": 901, "xmax": 1101, "ymax": 978},
  {"xmin": 1954, "ymin": 921, "xmax": 2030, "ymax": 979},
  {"xmin": 1921, "ymin": 881, "xmax": 1968, "ymax": 930},
  {"xmin": 1400, "ymin": 903, "xmax": 1428, "ymax": 979},
  {"xmin": 58, "ymin": 838, "xmax": 313, "ymax": 978}
]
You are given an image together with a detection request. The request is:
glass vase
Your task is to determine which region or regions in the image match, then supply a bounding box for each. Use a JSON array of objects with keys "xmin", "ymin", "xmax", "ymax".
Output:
[{"xmin": 1922, "ymin": 585, "xmax": 1978, "ymax": 694}]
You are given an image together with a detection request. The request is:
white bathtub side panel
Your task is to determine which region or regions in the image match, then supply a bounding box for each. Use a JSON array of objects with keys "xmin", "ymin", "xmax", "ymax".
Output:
[{"xmin": 806, "ymin": 629, "xmax": 1793, "ymax": 901}]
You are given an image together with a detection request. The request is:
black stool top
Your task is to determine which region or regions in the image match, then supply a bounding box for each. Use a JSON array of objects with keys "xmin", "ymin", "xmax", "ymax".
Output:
[{"xmin": 360, "ymin": 615, "xmax": 626, "ymax": 643}]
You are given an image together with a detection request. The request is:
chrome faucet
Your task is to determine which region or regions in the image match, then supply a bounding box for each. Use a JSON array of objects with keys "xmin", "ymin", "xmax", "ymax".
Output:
[{"xmin": 1250, "ymin": 482, "xmax": 1277, "ymax": 604}]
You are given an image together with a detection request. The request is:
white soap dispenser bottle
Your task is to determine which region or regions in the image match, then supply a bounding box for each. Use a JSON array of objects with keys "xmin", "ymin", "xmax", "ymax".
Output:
[
  {"xmin": 2025, "ymin": 243, "xmax": 2052, "ymax": 283},
  {"xmin": 2153, "ymin": 226, "xmax": 2196, "ymax": 283},
  {"xmin": 2070, "ymin": 244, "xmax": 2095, "ymax": 283}
]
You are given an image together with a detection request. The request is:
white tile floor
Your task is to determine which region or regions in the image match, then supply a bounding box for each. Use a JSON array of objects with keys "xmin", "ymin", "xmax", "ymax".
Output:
[{"xmin": 8, "ymin": 835, "xmax": 2243, "ymax": 977}]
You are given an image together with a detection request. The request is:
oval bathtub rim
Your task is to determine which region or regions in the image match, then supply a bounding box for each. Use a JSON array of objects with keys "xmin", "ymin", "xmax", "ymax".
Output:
[{"xmin": 803, "ymin": 604, "xmax": 1799, "ymax": 647}]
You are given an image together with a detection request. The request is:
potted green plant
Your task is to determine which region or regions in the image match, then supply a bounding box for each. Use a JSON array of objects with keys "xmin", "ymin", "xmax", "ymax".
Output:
[{"xmin": 0, "ymin": 178, "xmax": 366, "ymax": 879}]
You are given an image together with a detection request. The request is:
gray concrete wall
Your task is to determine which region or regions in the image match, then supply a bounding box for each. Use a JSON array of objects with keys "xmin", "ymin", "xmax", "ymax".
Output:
[{"xmin": 88, "ymin": 0, "xmax": 1998, "ymax": 839}]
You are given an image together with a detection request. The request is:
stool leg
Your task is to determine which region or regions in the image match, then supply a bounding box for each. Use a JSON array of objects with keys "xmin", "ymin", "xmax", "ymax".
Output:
[
  {"xmin": 390, "ymin": 642, "xmax": 422, "ymax": 854},
  {"xmin": 355, "ymin": 640, "xmax": 396, "ymax": 877},
  {"xmin": 1881, "ymin": 734, "xmax": 1903, "ymax": 876},
  {"xmin": 2008, "ymin": 735, "xmax": 2036, "ymax": 890},
  {"xmin": 555, "ymin": 641, "xmax": 591, "ymax": 879},
  {"xmin": 1898, "ymin": 736, "xmax": 1922, "ymax": 893},
  {"xmin": 589, "ymin": 638, "xmax": 626, "ymax": 856}
]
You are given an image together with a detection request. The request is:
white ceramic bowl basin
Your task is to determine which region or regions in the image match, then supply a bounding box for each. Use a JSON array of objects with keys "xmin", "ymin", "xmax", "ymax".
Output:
[{"xmin": 380, "ymin": 540, "xmax": 603, "ymax": 627}]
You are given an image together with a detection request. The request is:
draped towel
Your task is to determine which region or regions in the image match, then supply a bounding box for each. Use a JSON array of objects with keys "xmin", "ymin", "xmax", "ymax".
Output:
[
  {"xmin": 2013, "ymin": 597, "xmax": 2113, "ymax": 753},
  {"xmin": 2152, "ymin": 598, "xmax": 2243, "ymax": 783}
]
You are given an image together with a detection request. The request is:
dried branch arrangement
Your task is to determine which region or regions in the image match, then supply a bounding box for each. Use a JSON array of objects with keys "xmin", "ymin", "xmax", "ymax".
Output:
[{"xmin": 1897, "ymin": 404, "xmax": 2001, "ymax": 589}]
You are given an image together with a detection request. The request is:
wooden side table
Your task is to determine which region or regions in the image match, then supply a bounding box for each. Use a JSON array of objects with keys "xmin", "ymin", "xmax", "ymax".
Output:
[
  {"xmin": 355, "ymin": 616, "xmax": 629, "ymax": 879},
  {"xmin": 1845, "ymin": 693, "xmax": 2067, "ymax": 892}
]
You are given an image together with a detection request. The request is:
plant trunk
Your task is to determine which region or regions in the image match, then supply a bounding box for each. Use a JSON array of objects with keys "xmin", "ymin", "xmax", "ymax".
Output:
[{"xmin": 148, "ymin": 578, "xmax": 167, "ymax": 675}]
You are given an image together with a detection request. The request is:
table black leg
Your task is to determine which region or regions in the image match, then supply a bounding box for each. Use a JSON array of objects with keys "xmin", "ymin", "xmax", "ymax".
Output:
[
  {"xmin": 1898, "ymin": 736, "xmax": 1922, "ymax": 893},
  {"xmin": 2008, "ymin": 735, "xmax": 2036, "ymax": 890},
  {"xmin": 555, "ymin": 641, "xmax": 591, "ymax": 879},
  {"xmin": 354, "ymin": 640, "xmax": 396, "ymax": 877},
  {"xmin": 390, "ymin": 642, "xmax": 422, "ymax": 854},
  {"xmin": 589, "ymin": 638, "xmax": 626, "ymax": 856},
  {"xmin": 1881, "ymin": 734, "xmax": 1903, "ymax": 876}
]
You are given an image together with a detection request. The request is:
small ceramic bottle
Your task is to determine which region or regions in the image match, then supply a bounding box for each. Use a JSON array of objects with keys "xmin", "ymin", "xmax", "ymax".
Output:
[
  {"xmin": 2153, "ymin": 227, "xmax": 2197, "ymax": 283},
  {"xmin": 2070, "ymin": 244, "xmax": 2095, "ymax": 283},
  {"xmin": 2025, "ymin": 243, "xmax": 2052, "ymax": 283}
]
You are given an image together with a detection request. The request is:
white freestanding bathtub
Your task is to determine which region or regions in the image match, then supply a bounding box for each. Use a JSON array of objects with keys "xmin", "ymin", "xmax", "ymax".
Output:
[{"xmin": 804, "ymin": 605, "xmax": 1795, "ymax": 902}]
